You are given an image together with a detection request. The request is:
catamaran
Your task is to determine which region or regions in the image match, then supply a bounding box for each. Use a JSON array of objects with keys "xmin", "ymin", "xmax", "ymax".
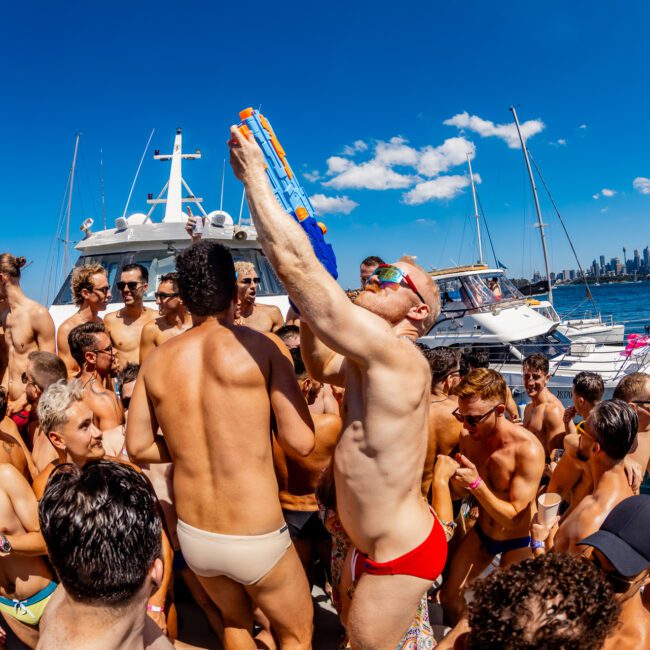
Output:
[{"xmin": 48, "ymin": 129, "xmax": 288, "ymax": 330}]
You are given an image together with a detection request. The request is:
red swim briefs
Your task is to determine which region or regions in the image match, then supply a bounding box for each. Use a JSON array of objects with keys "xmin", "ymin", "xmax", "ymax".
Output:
[{"xmin": 352, "ymin": 515, "xmax": 447, "ymax": 582}]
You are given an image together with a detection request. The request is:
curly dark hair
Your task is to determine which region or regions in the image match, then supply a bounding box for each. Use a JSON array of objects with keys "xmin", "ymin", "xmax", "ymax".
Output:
[
  {"xmin": 39, "ymin": 460, "xmax": 161, "ymax": 606},
  {"xmin": 422, "ymin": 346, "xmax": 460, "ymax": 384},
  {"xmin": 467, "ymin": 553, "xmax": 620, "ymax": 650},
  {"xmin": 573, "ymin": 371, "xmax": 604, "ymax": 403},
  {"xmin": 175, "ymin": 241, "xmax": 235, "ymax": 316}
]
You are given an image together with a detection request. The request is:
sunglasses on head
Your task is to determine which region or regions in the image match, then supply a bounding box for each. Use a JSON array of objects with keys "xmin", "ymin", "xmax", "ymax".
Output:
[
  {"xmin": 370, "ymin": 264, "xmax": 426, "ymax": 304},
  {"xmin": 117, "ymin": 281, "xmax": 142, "ymax": 292},
  {"xmin": 453, "ymin": 404, "xmax": 502, "ymax": 427},
  {"xmin": 240, "ymin": 277, "xmax": 261, "ymax": 285},
  {"xmin": 155, "ymin": 291, "xmax": 178, "ymax": 301}
]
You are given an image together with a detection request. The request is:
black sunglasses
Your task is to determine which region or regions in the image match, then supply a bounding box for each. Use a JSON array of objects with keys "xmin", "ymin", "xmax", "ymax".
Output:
[
  {"xmin": 632, "ymin": 400, "xmax": 650, "ymax": 406},
  {"xmin": 155, "ymin": 291, "xmax": 178, "ymax": 301},
  {"xmin": 117, "ymin": 281, "xmax": 143, "ymax": 292},
  {"xmin": 91, "ymin": 346, "xmax": 114, "ymax": 357},
  {"xmin": 588, "ymin": 554, "xmax": 636, "ymax": 594},
  {"xmin": 21, "ymin": 371, "xmax": 38, "ymax": 387},
  {"xmin": 453, "ymin": 404, "xmax": 502, "ymax": 428},
  {"xmin": 240, "ymin": 277, "xmax": 261, "ymax": 285},
  {"xmin": 122, "ymin": 396, "xmax": 131, "ymax": 410}
]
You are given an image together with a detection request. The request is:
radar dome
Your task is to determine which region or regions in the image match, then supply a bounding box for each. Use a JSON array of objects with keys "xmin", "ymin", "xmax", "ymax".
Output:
[
  {"xmin": 207, "ymin": 210, "xmax": 234, "ymax": 228},
  {"xmin": 127, "ymin": 213, "xmax": 148, "ymax": 225}
]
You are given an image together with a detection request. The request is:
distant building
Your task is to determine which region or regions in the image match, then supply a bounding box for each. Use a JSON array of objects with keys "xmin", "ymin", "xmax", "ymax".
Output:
[
  {"xmin": 644, "ymin": 246, "xmax": 650, "ymax": 269},
  {"xmin": 634, "ymin": 249, "xmax": 641, "ymax": 270},
  {"xmin": 563, "ymin": 269, "xmax": 571, "ymax": 282},
  {"xmin": 591, "ymin": 260, "xmax": 599, "ymax": 276},
  {"xmin": 569, "ymin": 270, "xmax": 576, "ymax": 280},
  {"xmin": 599, "ymin": 255, "xmax": 606, "ymax": 273},
  {"xmin": 550, "ymin": 272, "xmax": 556, "ymax": 282}
]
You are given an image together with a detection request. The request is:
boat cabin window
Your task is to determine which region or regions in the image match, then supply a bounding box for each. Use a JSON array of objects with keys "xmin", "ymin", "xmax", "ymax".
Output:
[
  {"xmin": 512, "ymin": 331, "xmax": 571, "ymax": 360},
  {"xmin": 52, "ymin": 248, "xmax": 285, "ymax": 305},
  {"xmin": 437, "ymin": 273, "xmax": 523, "ymax": 315}
]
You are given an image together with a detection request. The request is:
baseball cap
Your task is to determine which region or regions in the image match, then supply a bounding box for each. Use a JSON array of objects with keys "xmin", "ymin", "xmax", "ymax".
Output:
[{"xmin": 577, "ymin": 495, "xmax": 650, "ymax": 577}]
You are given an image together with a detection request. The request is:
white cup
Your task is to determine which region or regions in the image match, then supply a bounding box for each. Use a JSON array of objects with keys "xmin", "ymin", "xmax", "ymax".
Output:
[{"xmin": 537, "ymin": 492, "xmax": 562, "ymax": 525}]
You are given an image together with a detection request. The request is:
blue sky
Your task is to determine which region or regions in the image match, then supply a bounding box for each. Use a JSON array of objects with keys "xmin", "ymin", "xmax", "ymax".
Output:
[{"xmin": 3, "ymin": 1, "xmax": 650, "ymax": 299}]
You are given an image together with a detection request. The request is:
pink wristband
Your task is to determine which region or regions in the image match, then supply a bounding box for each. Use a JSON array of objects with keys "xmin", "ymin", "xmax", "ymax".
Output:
[
  {"xmin": 468, "ymin": 477, "xmax": 483, "ymax": 491},
  {"xmin": 147, "ymin": 604, "xmax": 164, "ymax": 613}
]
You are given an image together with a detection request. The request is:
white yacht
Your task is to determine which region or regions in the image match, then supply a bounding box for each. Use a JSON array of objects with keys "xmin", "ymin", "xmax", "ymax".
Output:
[
  {"xmin": 48, "ymin": 129, "xmax": 288, "ymax": 329},
  {"xmin": 526, "ymin": 299, "xmax": 625, "ymax": 345},
  {"xmin": 418, "ymin": 265, "xmax": 650, "ymax": 405}
]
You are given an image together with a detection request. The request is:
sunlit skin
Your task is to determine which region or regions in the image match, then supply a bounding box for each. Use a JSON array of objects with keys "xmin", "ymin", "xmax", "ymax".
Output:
[
  {"xmin": 359, "ymin": 262, "xmax": 380, "ymax": 289},
  {"xmin": 234, "ymin": 269, "xmax": 284, "ymax": 333},
  {"xmin": 47, "ymin": 400, "xmax": 105, "ymax": 466}
]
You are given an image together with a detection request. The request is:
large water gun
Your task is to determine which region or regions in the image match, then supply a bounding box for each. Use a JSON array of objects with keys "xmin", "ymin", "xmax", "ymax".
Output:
[{"xmin": 237, "ymin": 108, "xmax": 338, "ymax": 279}]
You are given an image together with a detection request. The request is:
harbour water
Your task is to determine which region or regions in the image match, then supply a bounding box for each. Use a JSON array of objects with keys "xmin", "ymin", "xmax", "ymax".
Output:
[{"xmin": 542, "ymin": 281, "xmax": 650, "ymax": 337}]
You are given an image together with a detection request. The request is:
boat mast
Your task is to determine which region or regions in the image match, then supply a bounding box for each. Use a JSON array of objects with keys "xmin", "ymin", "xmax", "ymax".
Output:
[
  {"xmin": 510, "ymin": 106, "xmax": 553, "ymax": 304},
  {"xmin": 467, "ymin": 154, "xmax": 483, "ymax": 265},
  {"xmin": 100, "ymin": 147, "xmax": 107, "ymax": 230},
  {"xmin": 64, "ymin": 133, "xmax": 80, "ymax": 278}
]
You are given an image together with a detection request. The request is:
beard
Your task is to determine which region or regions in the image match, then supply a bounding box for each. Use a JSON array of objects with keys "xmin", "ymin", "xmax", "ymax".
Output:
[{"xmin": 354, "ymin": 288, "xmax": 411, "ymax": 326}]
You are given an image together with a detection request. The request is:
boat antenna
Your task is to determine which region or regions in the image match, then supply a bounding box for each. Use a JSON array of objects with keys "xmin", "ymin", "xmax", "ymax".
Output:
[
  {"xmin": 529, "ymin": 152, "xmax": 598, "ymax": 309},
  {"xmin": 238, "ymin": 188, "xmax": 246, "ymax": 226},
  {"xmin": 467, "ymin": 153, "xmax": 483, "ymax": 264},
  {"xmin": 64, "ymin": 132, "xmax": 81, "ymax": 278},
  {"xmin": 122, "ymin": 128, "xmax": 155, "ymax": 219},
  {"xmin": 475, "ymin": 191, "xmax": 501, "ymax": 268},
  {"xmin": 510, "ymin": 106, "xmax": 553, "ymax": 304},
  {"xmin": 100, "ymin": 147, "xmax": 107, "ymax": 230},
  {"xmin": 220, "ymin": 159, "xmax": 226, "ymax": 211}
]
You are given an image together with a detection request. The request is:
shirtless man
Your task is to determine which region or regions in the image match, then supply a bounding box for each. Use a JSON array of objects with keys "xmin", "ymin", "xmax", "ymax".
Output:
[
  {"xmin": 548, "ymin": 371, "xmax": 604, "ymax": 516},
  {"xmin": 68, "ymin": 322, "xmax": 123, "ymax": 434},
  {"xmin": 56, "ymin": 263, "xmax": 111, "ymax": 375},
  {"xmin": 359, "ymin": 255, "xmax": 384, "ymax": 289},
  {"xmin": 575, "ymin": 495, "xmax": 650, "ymax": 650},
  {"xmin": 420, "ymin": 347, "xmax": 462, "ymax": 500},
  {"xmin": 0, "ymin": 462, "xmax": 54, "ymax": 649},
  {"xmin": 273, "ymin": 347, "xmax": 341, "ymax": 581},
  {"xmin": 522, "ymin": 352, "xmax": 565, "ymax": 459},
  {"xmin": 0, "ymin": 254, "xmax": 55, "ymax": 423},
  {"xmin": 439, "ymin": 368, "xmax": 545, "ymax": 624},
  {"xmin": 140, "ymin": 272, "xmax": 193, "ymax": 363},
  {"xmin": 19, "ymin": 351, "xmax": 67, "ymax": 475},
  {"xmin": 38, "ymin": 460, "xmax": 173, "ymax": 650},
  {"xmin": 33, "ymin": 380, "xmax": 173, "ymax": 634},
  {"xmin": 0, "ymin": 388, "xmax": 31, "ymax": 480},
  {"xmin": 127, "ymin": 241, "xmax": 315, "ymax": 650},
  {"xmin": 614, "ymin": 372, "xmax": 650, "ymax": 474},
  {"xmin": 229, "ymin": 127, "xmax": 446, "ymax": 650},
  {"xmin": 542, "ymin": 400, "xmax": 636, "ymax": 554},
  {"xmin": 104, "ymin": 264, "xmax": 156, "ymax": 368},
  {"xmin": 234, "ymin": 260, "xmax": 284, "ymax": 333}
]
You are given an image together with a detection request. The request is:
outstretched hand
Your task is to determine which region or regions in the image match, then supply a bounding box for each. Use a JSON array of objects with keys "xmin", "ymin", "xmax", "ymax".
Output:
[
  {"xmin": 228, "ymin": 125, "xmax": 266, "ymax": 183},
  {"xmin": 433, "ymin": 454, "xmax": 460, "ymax": 483}
]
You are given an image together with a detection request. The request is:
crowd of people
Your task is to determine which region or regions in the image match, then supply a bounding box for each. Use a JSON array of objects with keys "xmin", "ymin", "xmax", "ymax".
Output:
[{"xmin": 0, "ymin": 127, "xmax": 648, "ymax": 650}]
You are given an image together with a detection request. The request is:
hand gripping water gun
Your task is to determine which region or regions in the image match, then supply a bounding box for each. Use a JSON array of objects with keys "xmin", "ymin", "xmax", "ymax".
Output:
[{"xmin": 237, "ymin": 108, "xmax": 338, "ymax": 280}]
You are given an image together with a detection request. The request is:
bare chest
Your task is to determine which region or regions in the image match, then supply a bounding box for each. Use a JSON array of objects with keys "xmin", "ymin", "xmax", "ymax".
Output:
[
  {"xmin": 243, "ymin": 309, "xmax": 274, "ymax": 333},
  {"xmin": 3, "ymin": 311, "xmax": 36, "ymax": 354},
  {"xmin": 471, "ymin": 446, "xmax": 517, "ymax": 495}
]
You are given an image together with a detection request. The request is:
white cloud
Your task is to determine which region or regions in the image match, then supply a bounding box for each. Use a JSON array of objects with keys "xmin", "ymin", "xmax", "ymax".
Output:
[
  {"xmin": 325, "ymin": 156, "xmax": 354, "ymax": 175},
  {"xmin": 593, "ymin": 193, "xmax": 600, "ymax": 200},
  {"xmin": 557, "ymin": 138, "xmax": 566, "ymax": 145},
  {"xmin": 417, "ymin": 138, "xmax": 475, "ymax": 177},
  {"xmin": 415, "ymin": 218, "xmax": 436, "ymax": 226},
  {"xmin": 633, "ymin": 177, "xmax": 650, "ymax": 195},
  {"xmin": 601, "ymin": 188, "xmax": 616, "ymax": 197},
  {"xmin": 443, "ymin": 111, "xmax": 545, "ymax": 149},
  {"xmin": 374, "ymin": 137, "xmax": 419, "ymax": 167},
  {"xmin": 342, "ymin": 140, "xmax": 368, "ymax": 156},
  {"xmin": 403, "ymin": 175, "xmax": 475, "ymax": 205},
  {"xmin": 303, "ymin": 170, "xmax": 321, "ymax": 182},
  {"xmin": 309, "ymin": 193, "xmax": 359, "ymax": 215},
  {"xmin": 579, "ymin": 124, "xmax": 588, "ymax": 129},
  {"xmin": 323, "ymin": 160, "xmax": 415, "ymax": 190},
  {"xmin": 549, "ymin": 138, "xmax": 567, "ymax": 147},
  {"xmin": 600, "ymin": 207, "xmax": 609, "ymax": 213}
]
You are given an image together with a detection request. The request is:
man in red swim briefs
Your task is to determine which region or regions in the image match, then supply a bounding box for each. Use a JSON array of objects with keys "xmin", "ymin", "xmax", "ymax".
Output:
[{"xmin": 229, "ymin": 125, "xmax": 447, "ymax": 650}]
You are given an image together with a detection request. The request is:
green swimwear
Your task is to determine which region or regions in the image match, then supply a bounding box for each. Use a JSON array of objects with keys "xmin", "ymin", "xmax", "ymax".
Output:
[{"xmin": 0, "ymin": 580, "xmax": 57, "ymax": 625}]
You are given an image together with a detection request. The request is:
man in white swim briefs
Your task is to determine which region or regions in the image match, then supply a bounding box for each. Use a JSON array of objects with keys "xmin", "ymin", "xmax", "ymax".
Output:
[{"xmin": 126, "ymin": 240, "xmax": 316, "ymax": 650}]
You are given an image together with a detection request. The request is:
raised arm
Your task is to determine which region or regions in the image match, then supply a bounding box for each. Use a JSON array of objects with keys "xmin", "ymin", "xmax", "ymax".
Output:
[
  {"xmin": 300, "ymin": 321, "xmax": 346, "ymax": 387},
  {"xmin": 268, "ymin": 339, "xmax": 315, "ymax": 458},
  {"xmin": 125, "ymin": 366, "xmax": 171, "ymax": 464},
  {"xmin": 139, "ymin": 321, "xmax": 158, "ymax": 363},
  {"xmin": 229, "ymin": 126, "xmax": 398, "ymax": 368}
]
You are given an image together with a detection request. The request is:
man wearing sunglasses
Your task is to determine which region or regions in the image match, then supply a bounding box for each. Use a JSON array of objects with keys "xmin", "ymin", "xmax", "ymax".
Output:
[
  {"xmin": 439, "ymin": 368, "xmax": 545, "ymax": 624},
  {"xmin": 140, "ymin": 273, "xmax": 192, "ymax": 363},
  {"xmin": 104, "ymin": 264, "xmax": 156, "ymax": 369},
  {"xmin": 230, "ymin": 127, "xmax": 445, "ymax": 650},
  {"xmin": 550, "ymin": 400, "xmax": 637, "ymax": 555},
  {"xmin": 577, "ymin": 495, "xmax": 650, "ymax": 650},
  {"xmin": 57, "ymin": 263, "xmax": 111, "ymax": 376},
  {"xmin": 68, "ymin": 322, "xmax": 123, "ymax": 446},
  {"xmin": 233, "ymin": 261, "xmax": 284, "ymax": 333}
]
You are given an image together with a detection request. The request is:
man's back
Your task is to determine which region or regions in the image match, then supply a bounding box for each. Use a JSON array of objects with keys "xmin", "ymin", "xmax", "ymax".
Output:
[{"xmin": 141, "ymin": 321, "xmax": 311, "ymax": 534}]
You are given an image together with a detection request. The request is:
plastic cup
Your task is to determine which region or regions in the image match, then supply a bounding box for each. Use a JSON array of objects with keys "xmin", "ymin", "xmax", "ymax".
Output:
[{"xmin": 537, "ymin": 492, "xmax": 561, "ymax": 525}]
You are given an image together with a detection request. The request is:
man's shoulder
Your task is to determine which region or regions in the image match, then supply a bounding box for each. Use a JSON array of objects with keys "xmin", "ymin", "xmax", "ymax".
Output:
[{"xmin": 33, "ymin": 462, "xmax": 57, "ymax": 499}]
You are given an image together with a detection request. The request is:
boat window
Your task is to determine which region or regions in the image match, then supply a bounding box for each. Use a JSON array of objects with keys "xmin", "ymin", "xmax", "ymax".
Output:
[
  {"xmin": 52, "ymin": 248, "xmax": 285, "ymax": 305},
  {"xmin": 455, "ymin": 343, "xmax": 519, "ymax": 365},
  {"xmin": 438, "ymin": 278, "xmax": 472, "ymax": 315},
  {"xmin": 512, "ymin": 331, "xmax": 571, "ymax": 360}
]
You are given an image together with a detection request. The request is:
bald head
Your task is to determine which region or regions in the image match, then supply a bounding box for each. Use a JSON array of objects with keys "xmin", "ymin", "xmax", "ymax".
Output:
[{"xmin": 394, "ymin": 257, "xmax": 440, "ymax": 334}]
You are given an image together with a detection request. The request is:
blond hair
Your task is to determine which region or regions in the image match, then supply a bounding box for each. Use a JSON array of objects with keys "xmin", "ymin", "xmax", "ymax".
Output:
[
  {"xmin": 454, "ymin": 368, "xmax": 507, "ymax": 404},
  {"xmin": 234, "ymin": 261, "xmax": 256, "ymax": 278},
  {"xmin": 71, "ymin": 264, "xmax": 107, "ymax": 307},
  {"xmin": 38, "ymin": 379, "xmax": 84, "ymax": 436}
]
